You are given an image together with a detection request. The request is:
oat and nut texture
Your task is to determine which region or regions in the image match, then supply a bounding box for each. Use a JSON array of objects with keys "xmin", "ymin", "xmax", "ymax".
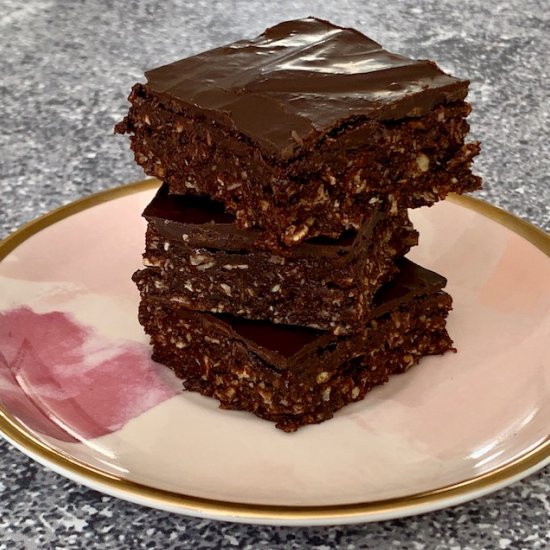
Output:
[
  {"xmin": 135, "ymin": 184, "xmax": 418, "ymax": 333},
  {"xmin": 138, "ymin": 285, "xmax": 453, "ymax": 431}
]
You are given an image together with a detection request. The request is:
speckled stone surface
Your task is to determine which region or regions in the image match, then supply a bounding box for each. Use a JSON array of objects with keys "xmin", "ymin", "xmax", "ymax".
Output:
[{"xmin": 0, "ymin": 1, "xmax": 548, "ymax": 548}]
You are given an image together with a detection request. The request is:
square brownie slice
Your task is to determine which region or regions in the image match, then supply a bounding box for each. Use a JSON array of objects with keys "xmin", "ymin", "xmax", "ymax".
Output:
[
  {"xmin": 133, "ymin": 184, "xmax": 418, "ymax": 333},
  {"xmin": 116, "ymin": 17, "xmax": 480, "ymax": 248},
  {"xmin": 137, "ymin": 259, "xmax": 454, "ymax": 431}
]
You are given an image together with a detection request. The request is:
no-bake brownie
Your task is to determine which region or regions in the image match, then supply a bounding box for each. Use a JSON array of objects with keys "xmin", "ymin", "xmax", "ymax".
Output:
[
  {"xmin": 133, "ymin": 183, "xmax": 418, "ymax": 333},
  {"xmin": 116, "ymin": 17, "xmax": 481, "ymax": 248},
  {"xmin": 137, "ymin": 259, "xmax": 454, "ymax": 431}
]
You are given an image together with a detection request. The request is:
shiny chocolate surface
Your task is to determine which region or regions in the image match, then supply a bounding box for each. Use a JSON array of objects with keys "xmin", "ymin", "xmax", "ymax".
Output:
[
  {"xmin": 223, "ymin": 258, "xmax": 446, "ymax": 357},
  {"xmin": 145, "ymin": 18, "xmax": 469, "ymax": 156},
  {"xmin": 144, "ymin": 183, "xmax": 361, "ymax": 253}
]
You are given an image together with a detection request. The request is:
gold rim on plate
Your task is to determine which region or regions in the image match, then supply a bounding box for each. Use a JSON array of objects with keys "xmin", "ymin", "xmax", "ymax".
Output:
[{"xmin": 0, "ymin": 179, "xmax": 549, "ymax": 524}]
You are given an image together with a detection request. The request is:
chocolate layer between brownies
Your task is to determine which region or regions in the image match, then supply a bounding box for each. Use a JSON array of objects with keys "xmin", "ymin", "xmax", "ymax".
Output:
[
  {"xmin": 133, "ymin": 183, "xmax": 418, "ymax": 333},
  {"xmin": 115, "ymin": 17, "xmax": 481, "ymax": 248},
  {"xmin": 137, "ymin": 259, "xmax": 454, "ymax": 431}
]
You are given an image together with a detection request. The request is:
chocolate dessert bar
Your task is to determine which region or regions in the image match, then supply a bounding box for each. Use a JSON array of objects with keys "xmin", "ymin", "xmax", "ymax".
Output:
[
  {"xmin": 133, "ymin": 184, "xmax": 418, "ymax": 333},
  {"xmin": 116, "ymin": 17, "xmax": 481, "ymax": 248},
  {"xmin": 137, "ymin": 259, "xmax": 454, "ymax": 431}
]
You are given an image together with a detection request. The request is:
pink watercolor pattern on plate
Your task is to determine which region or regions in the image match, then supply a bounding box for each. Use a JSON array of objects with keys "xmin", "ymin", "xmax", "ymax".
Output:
[{"xmin": 0, "ymin": 306, "xmax": 177, "ymax": 442}]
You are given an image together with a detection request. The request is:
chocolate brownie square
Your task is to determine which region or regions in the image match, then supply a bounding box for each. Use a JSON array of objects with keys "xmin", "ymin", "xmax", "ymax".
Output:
[
  {"xmin": 134, "ymin": 184, "xmax": 418, "ymax": 333},
  {"xmin": 116, "ymin": 18, "xmax": 480, "ymax": 248},
  {"xmin": 137, "ymin": 259, "xmax": 454, "ymax": 431}
]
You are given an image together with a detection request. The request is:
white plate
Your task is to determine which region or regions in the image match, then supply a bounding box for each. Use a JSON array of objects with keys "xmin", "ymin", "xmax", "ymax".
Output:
[{"xmin": 0, "ymin": 180, "xmax": 548, "ymax": 525}]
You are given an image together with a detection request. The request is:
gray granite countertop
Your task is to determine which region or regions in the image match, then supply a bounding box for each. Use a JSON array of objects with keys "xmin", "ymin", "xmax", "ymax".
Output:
[{"xmin": 0, "ymin": 0, "xmax": 548, "ymax": 548}]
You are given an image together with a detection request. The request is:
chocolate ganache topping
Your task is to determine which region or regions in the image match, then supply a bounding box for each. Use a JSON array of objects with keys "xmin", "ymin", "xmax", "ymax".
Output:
[
  {"xmin": 144, "ymin": 17, "xmax": 469, "ymax": 157},
  {"xmin": 217, "ymin": 258, "xmax": 447, "ymax": 359}
]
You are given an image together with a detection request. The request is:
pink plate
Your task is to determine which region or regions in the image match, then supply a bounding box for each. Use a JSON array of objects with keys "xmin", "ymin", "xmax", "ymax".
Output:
[{"xmin": 0, "ymin": 180, "xmax": 548, "ymax": 525}]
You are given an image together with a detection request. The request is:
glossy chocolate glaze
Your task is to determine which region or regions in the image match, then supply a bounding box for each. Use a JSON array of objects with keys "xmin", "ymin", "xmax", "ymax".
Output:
[
  {"xmin": 144, "ymin": 183, "xmax": 363, "ymax": 254},
  {"xmin": 144, "ymin": 17, "xmax": 469, "ymax": 157},
  {"xmin": 223, "ymin": 315, "xmax": 323, "ymax": 358},
  {"xmin": 216, "ymin": 258, "xmax": 447, "ymax": 358},
  {"xmin": 144, "ymin": 184, "xmax": 235, "ymax": 225}
]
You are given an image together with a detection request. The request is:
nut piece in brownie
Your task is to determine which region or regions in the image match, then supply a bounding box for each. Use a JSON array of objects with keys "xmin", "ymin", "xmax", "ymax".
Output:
[
  {"xmin": 115, "ymin": 17, "xmax": 481, "ymax": 248},
  {"xmin": 137, "ymin": 259, "xmax": 454, "ymax": 432},
  {"xmin": 133, "ymin": 183, "xmax": 418, "ymax": 333}
]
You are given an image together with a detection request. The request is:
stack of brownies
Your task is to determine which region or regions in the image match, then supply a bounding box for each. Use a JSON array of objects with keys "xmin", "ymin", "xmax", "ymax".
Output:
[{"xmin": 116, "ymin": 18, "xmax": 480, "ymax": 431}]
